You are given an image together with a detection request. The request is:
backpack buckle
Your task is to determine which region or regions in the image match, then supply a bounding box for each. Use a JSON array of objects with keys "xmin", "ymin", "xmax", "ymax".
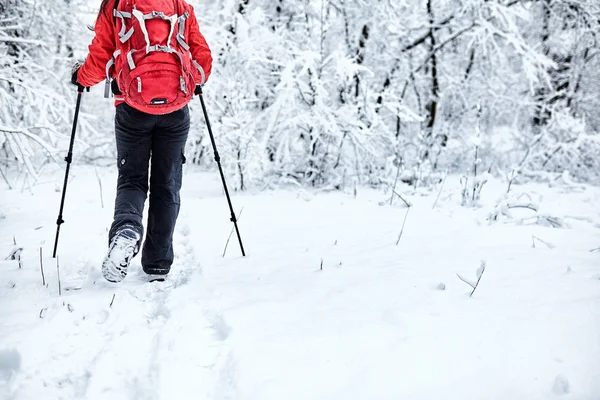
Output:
[
  {"xmin": 151, "ymin": 11, "xmax": 167, "ymax": 19},
  {"xmin": 180, "ymin": 76, "xmax": 187, "ymax": 94}
]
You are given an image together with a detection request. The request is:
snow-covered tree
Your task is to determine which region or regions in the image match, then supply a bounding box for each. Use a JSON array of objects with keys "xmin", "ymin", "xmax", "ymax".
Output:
[{"xmin": 2, "ymin": 0, "xmax": 599, "ymax": 190}]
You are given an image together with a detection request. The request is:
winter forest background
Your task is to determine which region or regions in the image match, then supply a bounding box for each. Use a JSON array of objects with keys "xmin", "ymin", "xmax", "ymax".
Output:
[{"xmin": 2, "ymin": 0, "xmax": 600, "ymax": 193}]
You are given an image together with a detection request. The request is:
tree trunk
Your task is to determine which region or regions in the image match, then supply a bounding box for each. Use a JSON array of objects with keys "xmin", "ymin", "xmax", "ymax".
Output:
[
  {"xmin": 354, "ymin": 24, "xmax": 369, "ymax": 98},
  {"xmin": 424, "ymin": 0, "xmax": 440, "ymax": 158}
]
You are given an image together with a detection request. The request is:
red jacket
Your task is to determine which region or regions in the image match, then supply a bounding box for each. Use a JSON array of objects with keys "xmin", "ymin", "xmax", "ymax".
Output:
[{"xmin": 78, "ymin": 0, "xmax": 212, "ymax": 105}]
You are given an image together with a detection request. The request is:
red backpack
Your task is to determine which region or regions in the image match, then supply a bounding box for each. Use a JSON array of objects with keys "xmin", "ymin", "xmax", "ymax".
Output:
[{"xmin": 104, "ymin": 0, "xmax": 196, "ymax": 115}]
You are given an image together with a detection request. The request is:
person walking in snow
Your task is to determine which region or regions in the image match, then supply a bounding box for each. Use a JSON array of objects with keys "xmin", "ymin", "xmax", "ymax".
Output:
[{"xmin": 71, "ymin": 0, "xmax": 212, "ymax": 283}]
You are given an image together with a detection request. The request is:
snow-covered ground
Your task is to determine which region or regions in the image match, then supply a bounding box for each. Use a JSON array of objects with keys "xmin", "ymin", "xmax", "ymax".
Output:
[{"xmin": 1, "ymin": 165, "xmax": 600, "ymax": 400}]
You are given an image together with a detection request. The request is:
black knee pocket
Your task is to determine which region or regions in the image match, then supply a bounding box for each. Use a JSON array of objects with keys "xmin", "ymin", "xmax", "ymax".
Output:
[
  {"xmin": 118, "ymin": 151, "xmax": 148, "ymax": 178},
  {"xmin": 118, "ymin": 152, "xmax": 134, "ymax": 173}
]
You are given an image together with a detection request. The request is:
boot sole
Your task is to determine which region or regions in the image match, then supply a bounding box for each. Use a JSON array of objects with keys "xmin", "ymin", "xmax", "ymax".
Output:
[{"xmin": 101, "ymin": 236, "xmax": 139, "ymax": 283}]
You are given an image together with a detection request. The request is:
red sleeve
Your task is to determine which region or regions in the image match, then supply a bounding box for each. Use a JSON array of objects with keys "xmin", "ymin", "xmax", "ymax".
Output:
[
  {"xmin": 78, "ymin": 11, "xmax": 116, "ymax": 87},
  {"xmin": 186, "ymin": 6, "xmax": 213, "ymax": 85}
]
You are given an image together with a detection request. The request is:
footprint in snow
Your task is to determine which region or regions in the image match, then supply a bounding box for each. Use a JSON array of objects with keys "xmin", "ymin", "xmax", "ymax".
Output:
[
  {"xmin": 553, "ymin": 374, "xmax": 570, "ymax": 395},
  {"xmin": 0, "ymin": 349, "xmax": 21, "ymax": 381}
]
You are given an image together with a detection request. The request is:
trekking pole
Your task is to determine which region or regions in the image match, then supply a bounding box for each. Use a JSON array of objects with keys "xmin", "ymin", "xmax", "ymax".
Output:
[
  {"xmin": 197, "ymin": 86, "xmax": 246, "ymax": 257},
  {"xmin": 53, "ymin": 85, "xmax": 86, "ymax": 258}
]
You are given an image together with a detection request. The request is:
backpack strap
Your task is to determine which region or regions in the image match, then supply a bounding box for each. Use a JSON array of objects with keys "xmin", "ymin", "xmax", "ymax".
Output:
[
  {"xmin": 123, "ymin": 44, "xmax": 189, "ymax": 94},
  {"xmin": 104, "ymin": 3, "xmax": 199, "ymax": 98},
  {"xmin": 176, "ymin": 12, "xmax": 190, "ymax": 51},
  {"xmin": 172, "ymin": 10, "xmax": 205, "ymax": 85},
  {"xmin": 132, "ymin": 9, "xmax": 178, "ymax": 53},
  {"xmin": 192, "ymin": 60, "xmax": 206, "ymax": 86},
  {"xmin": 113, "ymin": 10, "xmax": 134, "ymax": 43},
  {"xmin": 126, "ymin": 49, "xmax": 138, "ymax": 69},
  {"xmin": 104, "ymin": 49, "xmax": 122, "ymax": 98}
]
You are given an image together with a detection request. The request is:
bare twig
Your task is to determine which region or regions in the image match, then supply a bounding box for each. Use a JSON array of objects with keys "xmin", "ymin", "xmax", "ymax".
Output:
[
  {"xmin": 222, "ymin": 207, "xmax": 244, "ymax": 257},
  {"xmin": 543, "ymin": 216, "xmax": 563, "ymax": 228},
  {"xmin": 396, "ymin": 207, "xmax": 411, "ymax": 245},
  {"xmin": 472, "ymin": 105, "xmax": 482, "ymax": 202},
  {"xmin": 472, "ymin": 153, "xmax": 479, "ymax": 202},
  {"xmin": 456, "ymin": 273, "xmax": 474, "ymax": 287},
  {"xmin": 39, "ymin": 308, "xmax": 47, "ymax": 319},
  {"xmin": 56, "ymin": 256, "xmax": 62, "ymax": 296},
  {"xmin": 507, "ymin": 168, "xmax": 518, "ymax": 194},
  {"xmin": 532, "ymin": 235, "xmax": 555, "ymax": 249},
  {"xmin": 95, "ymin": 167, "xmax": 104, "ymax": 209},
  {"xmin": 432, "ymin": 169, "xmax": 449, "ymax": 210},
  {"xmin": 6, "ymin": 245, "xmax": 24, "ymax": 269},
  {"xmin": 507, "ymin": 203, "xmax": 538, "ymax": 212},
  {"xmin": 472, "ymin": 265, "xmax": 487, "ymax": 297},
  {"xmin": 0, "ymin": 165, "xmax": 12, "ymax": 189},
  {"xmin": 40, "ymin": 247, "xmax": 46, "ymax": 286},
  {"xmin": 460, "ymin": 175, "xmax": 469, "ymax": 206},
  {"xmin": 392, "ymin": 190, "xmax": 411, "ymax": 208},
  {"xmin": 110, "ymin": 294, "xmax": 116, "ymax": 308},
  {"xmin": 390, "ymin": 160, "xmax": 403, "ymax": 205},
  {"xmin": 457, "ymin": 260, "xmax": 486, "ymax": 297}
]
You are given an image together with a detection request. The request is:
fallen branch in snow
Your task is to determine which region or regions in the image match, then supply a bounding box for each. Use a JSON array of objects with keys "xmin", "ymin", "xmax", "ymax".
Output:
[
  {"xmin": 222, "ymin": 207, "xmax": 244, "ymax": 257},
  {"xmin": 6, "ymin": 239, "xmax": 24, "ymax": 268},
  {"xmin": 590, "ymin": 247, "xmax": 600, "ymax": 253},
  {"xmin": 110, "ymin": 294, "xmax": 116, "ymax": 308},
  {"xmin": 457, "ymin": 260, "xmax": 486, "ymax": 297},
  {"xmin": 39, "ymin": 308, "xmax": 47, "ymax": 319},
  {"xmin": 396, "ymin": 206, "xmax": 411, "ymax": 245},
  {"xmin": 320, "ymin": 258, "xmax": 324, "ymax": 271},
  {"xmin": 39, "ymin": 247, "xmax": 46, "ymax": 286},
  {"xmin": 532, "ymin": 236, "xmax": 555, "ymax": 249},
  {"xmin": 508, "ymin": 203, "xmax": 538, "ymax": 212},
  {"xmin": 432, "ymin": 169, "xmax": 448, "ymax": 210},
  {"xmin": 487, "ymin": 195, "xmax": 540, "ymax": 223},
  {"xmin": 521, "ymin": 215, "xmax": 566, "ymax": 228}
]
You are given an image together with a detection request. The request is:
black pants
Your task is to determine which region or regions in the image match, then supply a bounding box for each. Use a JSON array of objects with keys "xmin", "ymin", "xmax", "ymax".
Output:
[{"xmin": 110, "ymin": 103, "xmax": 189, "ymax": 275}]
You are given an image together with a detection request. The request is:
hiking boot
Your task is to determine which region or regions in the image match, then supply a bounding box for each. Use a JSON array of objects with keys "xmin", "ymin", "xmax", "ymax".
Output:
[
  {"xmin": 102, "ymin": 226, "xmax": 140, "ymax": 283},
  {"xmin": 146, "ymin": 274, "xmax": 167, "ymax": 283}
]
